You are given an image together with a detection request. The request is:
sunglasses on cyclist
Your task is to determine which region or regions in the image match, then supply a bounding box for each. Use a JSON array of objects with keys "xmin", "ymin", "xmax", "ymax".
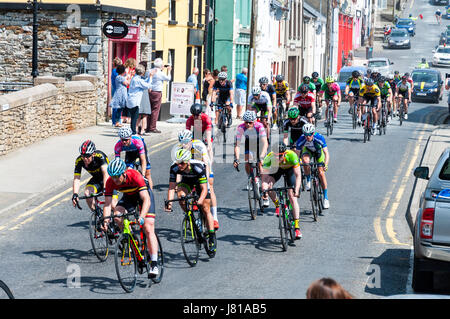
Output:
[
  {"xmin": 81, "ymin": 154, "xmax": 93, "ymax": 158},
  {"xmin": 304, "ymin": 132, "xmax": 314, "ymax": 137},
  {"xmin": 245, "ymin": 121, "xmax": 254, "ymax": 125}
]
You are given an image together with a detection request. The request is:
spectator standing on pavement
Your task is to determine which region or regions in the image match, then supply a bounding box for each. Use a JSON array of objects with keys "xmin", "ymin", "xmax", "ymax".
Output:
[
  {"xmin": 110, "ymin": 57, "xmax": 123, "ymax": 102},
  {"xmin": 187, "ymin": 67, "xmax": 200, "ymax": 100},
  {"xmin": 234, "ymin": 67, "xmax": 248, "ymax": 119},
  {"xmin": 137, "ymin": 61, "xmax": 152, "ymax": 135},
  {"xmin": 306, "ymin": 278, "xmax": 353, "ymax": 299},
  {"xmin": 110, "ymin": 64, "xmax": 129, "ymax": 127},
  {"xmin": 147, "ymin": 58, "xmax": 172, "ymax": 134},
  {"xmin": 126, "ymin": 64, "xmax": 155, "ymax": 135},
  {"xmin": 122, "ymin": 58, "xmax": 137, "ymax": 124},
  {"xmin": 445, "ymin": 76, "xmax": 450, "ymax": 113}
]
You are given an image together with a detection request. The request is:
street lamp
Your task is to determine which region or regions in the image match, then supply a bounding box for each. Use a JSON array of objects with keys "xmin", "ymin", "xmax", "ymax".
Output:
[{"xmin": 27, "ymin": 0, "xmax": 40, "ymax": 78}]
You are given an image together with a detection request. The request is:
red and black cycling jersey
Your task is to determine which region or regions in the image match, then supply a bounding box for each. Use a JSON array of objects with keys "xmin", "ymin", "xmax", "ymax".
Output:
[
  {"xmin": 74, "ymin": 150, "xmax": 109, "ymax": 181},
  {"xmin": 104, "ymin": 169, "xmax": 148, "ymax": 197}
]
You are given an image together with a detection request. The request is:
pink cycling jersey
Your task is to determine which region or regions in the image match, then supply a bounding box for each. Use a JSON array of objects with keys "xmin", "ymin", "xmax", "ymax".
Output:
[
  {"xmin": 235, "ymin": 121, "xmax": 267, "ymax": 141},
  {"xmin": 320, "ymin": 83, "xmax": 341, "ymax": 95}
]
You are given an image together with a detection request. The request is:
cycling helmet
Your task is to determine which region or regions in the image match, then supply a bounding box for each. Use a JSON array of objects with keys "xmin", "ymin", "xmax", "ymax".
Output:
[
  {"xmin": 218, "ymin": 72, "xmax": 227, "ymax": 80},
  {"xmin": 287, "ymin": 107, "xmax": 300, "ymax": 119},
  {"xmin": 405, "ymin": 72, "xmax": 410, "ymax": 77},
  {"xmin": 302, "ymin": 123, "xmax": 315, "ymax": 135},
  {"xmin": 378, "ymin": 76, "xmax": 386, "ymax": 83},
  {"xmin": 251, "ymin": 86, "xmax": 261, "ymax": 95},
  {"xmin": 175, "ymin": 148, "xmax": 192, "ymax": 163},
  {"xmin": 242, "ymin": 110, "xmax": 257, "ymax": 122},
  {"xmin": 311, "ymin": 72, "xmax": 319, "ymax": 79},
  {"xmin": 394, "ymin": 70, "xmax": 399, "ymax": 75},
  {"xmin": 401, "ymin": 75, "xmax": 408, "ymax": 80},
  {"xmin": 325, "ymin": 76, "xmax": 335, "ymax": 83},
  {"xmin": 303, "ymin": 76, "xmax": 311, "ymax": 83},
  {"xmin": 190, "ymin": 103, "xmax": 202, "ymax": 115},
  {"xmin": 178, "ymin": 129, "xmax": 193, "ymax": 144},
  {"xmin": 352, "ymin": 70, "xmax": 360, "ymax": 78},
  {"xmin": 118, "ymin": 126, "xmax": 133, "ymax": 139},
  {"xmin": 275, "ymin": 75, "xmax": 284, "ymax": 82},
  {"xmin": 79, "ymin": 140, "xmax": 96, "ymax": 156},
  {"xmin": 278, "ymin": 142, "xmax": 287, "ymax": 154},
  {"xmin": 421, "ymin": 58, "xmax": 426, "ymax": 63},
  {"xmin": 259, "ymin": 76, "xmax": 269, "ymax": 84},
  {"xmin": 365, "ymin": 78, "xmax": 375, "ymax": 86},
  {"xmin": 107, "ymin": 158, "xmax": 126, "ymax": 177},
  {"xmin": 299, "ymin": 84, "xmax": 309, "ymax": 93},
  {"xmin": 387, "ymin": 74, "xmax": 394, "ymax": 80}
]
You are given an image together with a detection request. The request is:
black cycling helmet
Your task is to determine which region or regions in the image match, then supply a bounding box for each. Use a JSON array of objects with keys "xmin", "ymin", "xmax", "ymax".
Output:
[
  {"xmin": 311, "ymin": 72, "xmax": 319, "ymax": 79},
  {"xmin": 275, "ymin": 74, "xmax": 284, "ymax": 82},
  {"xmin": 190, "ymin": 103, "xmax": 202, "ymax": 116},
  {"xmin": 352, "ymin": 70, "xmax": 360, "ymax": 77},
  {"xmin": 259, "ymin": 76, "xmax": 269, "ymax": 84},
  {"xmin": 299, "ymin": 84, "xmax": 309, "ymax": 93},
  {"xmin": 303, "ymin": 76, "xmax": 311, "ymax": 83},
  {"xmin": 278, "ymin": 142, "xmax": 287, "ymax": 154},
  {"xmin": 366, "ymin": 69, "xmax": 372, "ymax": 75},
  {"xmin": 378, "ymin": 76, "xmax": 386, "ymax": 83}
]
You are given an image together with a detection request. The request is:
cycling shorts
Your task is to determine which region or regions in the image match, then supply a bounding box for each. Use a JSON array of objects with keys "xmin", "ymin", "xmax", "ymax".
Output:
[
  {"xmin": 301, "ymin": 148, "xmax": 325, "ymax": 164},
  {"xmin": 269, "ymin": 167, "xmax": 296, "ymax": 188},
  {"xmin": 177, "ymin": 182, "xmax": 211, "ymax": 199},
  {"xmin": 117, "ymin": 188, "xmax": 156, "ymax": 218}
]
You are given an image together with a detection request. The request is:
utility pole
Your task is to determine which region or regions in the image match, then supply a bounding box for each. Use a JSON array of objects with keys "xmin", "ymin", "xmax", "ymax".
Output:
[
  {"xmin": 325, "ymin": 0, "xmax": 332, "ymax": 75},
  {"xmin": 247, "ymin": 0, "xmax": 257, "ymax": 97},
  {"xmin": 369, "ymin": 0, "xmax": 375, "ymax": 47},
  {"xmin": 30, "ymin": 0, "xmax": 39, "ymax": 79}
]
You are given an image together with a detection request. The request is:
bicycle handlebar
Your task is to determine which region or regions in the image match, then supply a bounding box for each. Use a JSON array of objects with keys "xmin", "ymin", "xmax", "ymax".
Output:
[
  {"xmin": 165, "ymin": 194, "xmax": 199, "ymax": 212},
  {"xmin": 75, "ymin": 192, "xmax": 104, "ymax": 210},
  {"xmin": 265, "ymin": 186, "xmax": 294, "ymax": 193}
]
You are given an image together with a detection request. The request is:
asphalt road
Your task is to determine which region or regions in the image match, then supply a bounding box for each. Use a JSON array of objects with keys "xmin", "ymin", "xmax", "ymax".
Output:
[{"xmin": 0, "ymin": 0, "xmax": 449, "ymax": 300}]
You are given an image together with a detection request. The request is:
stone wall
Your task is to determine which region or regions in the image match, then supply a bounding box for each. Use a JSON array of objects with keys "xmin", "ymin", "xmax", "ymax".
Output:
[{"xmin": 0, "ymin": 75, "xmax": 97, "ymax": 156}]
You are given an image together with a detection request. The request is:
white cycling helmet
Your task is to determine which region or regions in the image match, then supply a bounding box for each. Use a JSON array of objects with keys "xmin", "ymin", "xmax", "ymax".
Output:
[
  {"xmin": 302, "ymin": 123, "xmax": 315, "ymax": 135},
  {"xmin": 118, "ymin": 126, "xmax": 133, "ymax": 139},
  {"xmin": 178, "ymin": 129, "xmax": 193, "ymax": 144},
  {"xmin": 251, "ymin": 86, "xmax": 261, "ymax": 95},
  {"xmin": 175, "ymin": 148, "xmax": 192, "ymax": 163},
  {"xmin": 218, "ymin": 72, "xmax": 227, "ymax": 80},
  {"xmin": 242, "ymin": 110, "xmax": 257, "ymax": 122}
]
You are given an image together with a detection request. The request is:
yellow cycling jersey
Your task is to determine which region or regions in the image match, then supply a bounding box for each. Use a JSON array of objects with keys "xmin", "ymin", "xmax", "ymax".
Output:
[
  {"xmin": 274, "ymin": 80, "xmax": 289, "ymax": 95},
  {"xmin": 359, "ymin": 84, "xmax": 381, "ymax": 97}
]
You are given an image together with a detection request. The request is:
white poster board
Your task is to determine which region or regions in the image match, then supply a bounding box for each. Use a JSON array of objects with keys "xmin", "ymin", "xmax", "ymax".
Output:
[{"xmin": 170, "ymin": 82, "xmax": 195, "ymax": 116}]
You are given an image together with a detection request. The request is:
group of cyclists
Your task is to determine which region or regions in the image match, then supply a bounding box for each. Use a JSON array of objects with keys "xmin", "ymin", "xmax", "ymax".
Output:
[{"xmin": 70, "ymin": 66, "xmax": 413, "ymax": 278}]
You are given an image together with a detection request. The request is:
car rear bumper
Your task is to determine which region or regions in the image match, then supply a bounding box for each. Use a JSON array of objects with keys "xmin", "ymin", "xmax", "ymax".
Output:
[
  {"xmin": 416, "ymin": 241, "xmax": 450, "ymax": 264},
  {"xmin": 388, "ymin": 43, "xmax": 410, "ymax": 48},
  {"xmin": 432, "ymin": 60, "xmax": 450, "ymax": 67}
]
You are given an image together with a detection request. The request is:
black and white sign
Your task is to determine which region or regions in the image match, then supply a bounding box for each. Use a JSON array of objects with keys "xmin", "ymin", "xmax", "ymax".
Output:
[{"xmin": 102, "ymin": 21, "xmax": 129, "ymax": 39}]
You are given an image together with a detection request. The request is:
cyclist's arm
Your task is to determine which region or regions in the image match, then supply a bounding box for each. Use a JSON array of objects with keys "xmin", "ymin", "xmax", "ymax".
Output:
[
  {"xmin": 229, "ymin": 88, "xmax": 234, "ymax": 105},
  {"xmin": 283, "ymin": 132, "xmax": 289, "ymax": 146},
  {"xmin": 103, "ymin": 195, "xmax": 113, "ymax": 221},
  {"xmin": 260, "ymin": 136, "xmax": 268, "ymax": 161},
  {"xmin": 100, "ymin": 164, "xmax": 108, "ymax": 189},
  {"xmin": 72, "ymin": 174, "xmax": 81, "ymax": 206},
  {"xmin": 323, "ymin": 146, "xmax": 330, "ymax": 168},
  {"xmin": 165, "ymin": 181, "xmax": 177, "ymax": 211},
  {"xmin": 286, "ymin": 90, "xmax": 291, "ymax": 103},
  {"xmin": 139, "ymin": 153, "xmax": 147, "ymax": 176}
]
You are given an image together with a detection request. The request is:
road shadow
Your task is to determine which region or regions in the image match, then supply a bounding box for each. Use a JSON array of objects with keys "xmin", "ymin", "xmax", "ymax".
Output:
[
  {"xmin": 218, "ymin": 233, "xmax": 295, "ymax": 253},
  {"xmin": 152, "ymin": 183, "xmax": 169, "ymax": 192},
  {"xmin": 66, "ymin": 220, "xmax": 89, "ymax": 231},
  {"xmin": 23, "ymin": 248, "xmax": 100, "ymax": 265}
]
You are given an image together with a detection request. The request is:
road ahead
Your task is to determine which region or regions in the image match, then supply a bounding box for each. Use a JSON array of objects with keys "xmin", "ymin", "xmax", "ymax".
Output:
[{"xmin": 0, "ymin": 0, "xmax": 449, "ymax": 300}]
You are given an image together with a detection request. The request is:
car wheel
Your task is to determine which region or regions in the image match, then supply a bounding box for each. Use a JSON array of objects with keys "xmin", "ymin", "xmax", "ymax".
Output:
[{"xmin": 412, "ymin": 257, "xmax": 434, "ymax": 292}]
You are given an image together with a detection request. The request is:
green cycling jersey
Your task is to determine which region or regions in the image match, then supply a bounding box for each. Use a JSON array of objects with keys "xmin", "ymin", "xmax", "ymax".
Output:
[{"xmin": 263, "ymin": 150, "xmax": 300, "ymax": 171}]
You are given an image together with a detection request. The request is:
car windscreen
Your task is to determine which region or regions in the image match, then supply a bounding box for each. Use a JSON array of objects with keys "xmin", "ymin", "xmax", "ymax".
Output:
[
  {"xmin": 397, "ymin": 20, "xmax": 413, "ymax": 26},
  {"xmin": 368, "ymin": 61, "xmax": 388, "ymax": 67},
  {"xmin": 437, "ymin": 47, "xmax": 450, "ymax": 54},
  {"xmin": 412, "ymin": 72, "xmax": 438, "ymax": 83},
  {"xmin": 338, "ymin": 72, "xmax": 353, "ymax": 82},
  {"xmin": 391, "ymin": 31, "xmax": 408, "ymax": 37},
  {"xmin": 439, "ymin": 158, "xmax": 450, "ymax": 181}
]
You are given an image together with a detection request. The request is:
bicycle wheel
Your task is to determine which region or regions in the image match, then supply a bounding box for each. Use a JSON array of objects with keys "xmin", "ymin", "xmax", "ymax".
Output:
[
  {"xmin": 310, "ymin": 179, "xmax": 319, "ymax": 222},
  {"xmin": 89, "ymin": 210, "xmax": 109, "ymax": 262},
  {"xmin": 180, "ymin": 214, "xmax": 200, "ymax": 267},
  {"xmin": 255, "ymin": 175, "xmax": 265, "ymax": 215},
  {"xmin": 399, "ymin": 102, "xmax": 403, "ymax": 126},
  {"xmin": 247, "ymin": 178, "xmax": 257, "ymax": 220},
  {"xmin": 0, "ymin": 280, "xmax": 14, "ymax": 299},
  {"xmin": 279, "ymin": 204, "xmax": 289, "ymax": 251},
  {"xmin": 352, "ymin": 103, "xmax": 357, "ymax": 129},
  {"xmin": 363, "ymin": 115, "xmax": 369, "ymax": 143},
  {"xmin": 146, "ymin": 233, "xmax": 164, "ymax": 283},
  {"xmin": 329, "ymin": 109, "xmax": 334, "ymax": 135},
  {"xmin": 114, "ymin": 233, "xmax": 137, "ymax": 293},
  {"xmin": 286, "ymin": 204, "xmax": 296, "ymax": 243}
]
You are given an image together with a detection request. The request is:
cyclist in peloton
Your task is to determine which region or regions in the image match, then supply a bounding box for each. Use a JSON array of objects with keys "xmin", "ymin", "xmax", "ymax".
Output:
[
  {"xmin": 259, "ymin": 76, "xmax": 277, "ymax": 120},
  {"xmin": 296, "ymin": 123, "xmax": 330, "ymax": 209},
  {"xmin": 212, "ymin": 72, "xmax": 234, "ymax": 127},
  {"xmin": 376, "ymin": 75, "xmax": 393, "ymax": 121},
  {"xmin": 185, "ymin": 103, "xmax": 214, "ymax": 167},
  {"xmin": 293, "ymin": 84, "xmax": 316, "ymax": 123},
  {"xmin": 318, "ymin": 76, "xmax": 341, "ymax": 124},
  {"xmin": 233, "ymin": 110, "xmax": 268, "ymax": 178},
  {"xmin": 115, "ymin": 126, "xmax": 153, "ymax": 189},
  {"xmin": 283, "ymin": 107, "xmax": 309, "ymax": 148},
  {"xmin": 165, "ymin": 148, "xmax": 217, "ymax": 255},
  {"xmin": 311, "ymin": 72, "xmax": 324, "ymax": 117},
  {"xmin": 261, "ymin": 142, "xmax": 303, "ymax": 239},
  {"xmin": 72, "ymin": 140, "xmax": 110, "ymax": 211},
  {"xmin": 247, "ymin": 86, "xmax": 273, "ymax": 141},
  {"xmin": 395, "ymin": 75, "xmax": 412, "ymax": 120},
  {"xmin": 387, "ymin": 74, "xmax": 398, "ymax": 117},
  {"xmin": 344, "ymin": 70, "xmax": 363, "ymax": 115},
  {"xmin": 273, "ymin": 74, "xmax": 291, "ymax": 114},
  {"xmin": 176, "ymin": 129, "xmax": 219, "ymax": 231},
  {"xmin": 358, "ymin": 78, "xmax": 381, "ymax": 132},
  {"xmin": 102, "ymin": 158, "xmax": 160, "ymax": 278}
]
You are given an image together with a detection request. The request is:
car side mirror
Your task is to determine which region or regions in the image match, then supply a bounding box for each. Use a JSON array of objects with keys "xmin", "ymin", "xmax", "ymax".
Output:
[
  {"xmin": 414, "ymin": 166, "xmax": 429, "ymax": 180},
  {"xmin": 390, "ymin": 62, "xmax": 394, "ymax": 65}
]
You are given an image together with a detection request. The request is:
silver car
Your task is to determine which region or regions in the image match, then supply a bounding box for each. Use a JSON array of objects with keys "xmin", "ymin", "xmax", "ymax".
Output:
[
  {"xmin": 413, "ymin": 147, "xmax": 450, "ymax": 292},
  {"xmin": 365, "ymin": 58, "xmax": 394, "ymax": 76}
]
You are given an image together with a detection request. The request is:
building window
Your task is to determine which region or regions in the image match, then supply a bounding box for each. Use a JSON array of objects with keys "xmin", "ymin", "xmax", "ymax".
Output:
[
  {"xmin": 198, "ymin": 0, "xmax": 203, "ymax": 25},
  {"xmin": 188, "ymin": 0, "xmax": 194, "ymax": 25},
  {"xmin": 169, "ymin": 0, "xmax": 176, "ymax": 23}
]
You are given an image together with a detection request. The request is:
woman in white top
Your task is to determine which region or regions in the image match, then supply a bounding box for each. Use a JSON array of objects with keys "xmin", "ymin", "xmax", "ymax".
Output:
[{"xmin": 148, "ymin": 58, "xmax": 172, "ymax": 133}]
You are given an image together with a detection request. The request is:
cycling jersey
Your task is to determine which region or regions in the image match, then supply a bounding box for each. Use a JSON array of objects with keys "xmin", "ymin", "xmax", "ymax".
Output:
[
  {"xmin": 174, "ymin": 139, "xmax": 208, "ymax": 162},
  {"xmin": 296, "ymin": 132, "xmax": 327, "ymax": 154},
  {"xmin": 283, "ymin": 116, "xmax": 309, "ymax": 144},
  {"xmin": 235, "ymin": 122, "xmax": 267, "ymax": 142},
  {"xmin": 274, "ymin": 80, "xmax": 290, "ymax": 96},
  {"xmin": 263, "ymin": 150, "xmax": 300, "ymax": 170},
  {"xmin": 74, "ymin": 150, "xmax": 109, "ymax": 181},
  {"xmin": 114, "ymin": 135, "xmax": 151, "ymax": 170},
  {"xmin": 213, "ymin": 80, "xmax": 233, "ymax": 104},
  {"xmin": 312, "ymin": 78, "xmax": 324, "ymax": 92},
  {"xmin": 248, "ymin": 91, "xmax": 272, "ymax": 116},
  {"xmin": 186, "ymin": 113, "xmax": 213, "ymax": 134},
  {"xmin": 320, "ymin": 83, "xmax": 341, "ymax": 97},
  {"xmin": 359, "ymin": 84, "xmax": 381, "ymax": 97},
  {"xmin": 388, "ymin": 80, "xmax": 397, "ymax": 94},
  {"xmin": 299, "ymin": 82, "xmax": 316, "ymax": 93},
  {"xmin": 377, "ymin": 81, "xmax": 391, "ymax": 97},
  {"xmin": 397, "ymin": 82, "xmax": 411, "ymax": 93},
  {"xmin": 262, "ymin": 84, "xmax": 276, "ymax": 99},
  {"xmin": 169, "ymin": 159, "xmax": 208, "ymax": 195},
  {"xmin": 293, "ymin": 92, "xmax": 315, "ymax": 109},
  {"xmin": 346, "ymin": 77, "xmax": 363, "ymax": 90}
]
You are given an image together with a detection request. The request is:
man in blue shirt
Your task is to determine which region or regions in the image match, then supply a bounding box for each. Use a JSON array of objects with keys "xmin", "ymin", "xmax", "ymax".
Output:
[
  {"xmin": 235, "ymin": 67, "xmax": 248, "ymax": 119},
  {"xmin": 187, "ymin": 67, "xmax": 200, "ymax": 100}
]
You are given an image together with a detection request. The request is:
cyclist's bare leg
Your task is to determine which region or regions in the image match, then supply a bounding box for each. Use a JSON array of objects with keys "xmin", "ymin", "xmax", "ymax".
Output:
[
  {"xmin": 262, "ymin": 174, "xmax": 276, "ymax": 202},
  {"xmin": 176, "ymin": 186, "xmax": 190, "ymax": 212},
  {"xmin": 200, "ymin": 199, "xmax": 214, "ymax": 231},
  {"xmin": 143, "ymin": 216, "xmax": 158, "ymax": 257},
  {"xmin": 288, "ymin": 189, "xmax": 300, "ymax": 220},
  {"xmin": 318, "ymin": 167, "xmax": 328, "ymax": 191},
  {"xmin": 84, "ymin": 185, "xmax": 96, "ymax": 211}
]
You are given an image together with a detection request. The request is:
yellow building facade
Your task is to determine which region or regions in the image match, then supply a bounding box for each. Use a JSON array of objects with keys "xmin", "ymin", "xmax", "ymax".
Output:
[{"xmin": 154, "ymin": 0, "xmax": 207, "ymax": 104}]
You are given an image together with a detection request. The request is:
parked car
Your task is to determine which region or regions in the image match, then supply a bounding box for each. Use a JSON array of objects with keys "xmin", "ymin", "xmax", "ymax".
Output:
[
  {"xmin": 365, "ymin": 57, "xmax": 394, "ymax": 76},
  {"xmin": 387, "ymin": 28, "xmax": 411, "ymax": 49},
  {"xmin": 432, "ymin": 0, "xmax": 448, "ymax": 5},
  {"xmin": 446, "ymin": 5, "xmax": 450, "ymax": 19},
  {"xmin": 411, "ymin": 68, "xmax": 444, "ymax": 103},
  {"xmin": 432, "ymin": 45, "xmax": 450, "ymax": 67},
  {"xmin": 439, "ymin": 29, "xmax": 450, "ymax": 45},
  {"xmin": 395, "ymin": 18, "xmax": 416, "ymax": 36},
  {"xmin": 413, "ymin": 148, "xmax": 450, "ymax": 292},
  {"xmin": 337, "ymin": 66, "xmax": 367, "ymax": 100}
]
